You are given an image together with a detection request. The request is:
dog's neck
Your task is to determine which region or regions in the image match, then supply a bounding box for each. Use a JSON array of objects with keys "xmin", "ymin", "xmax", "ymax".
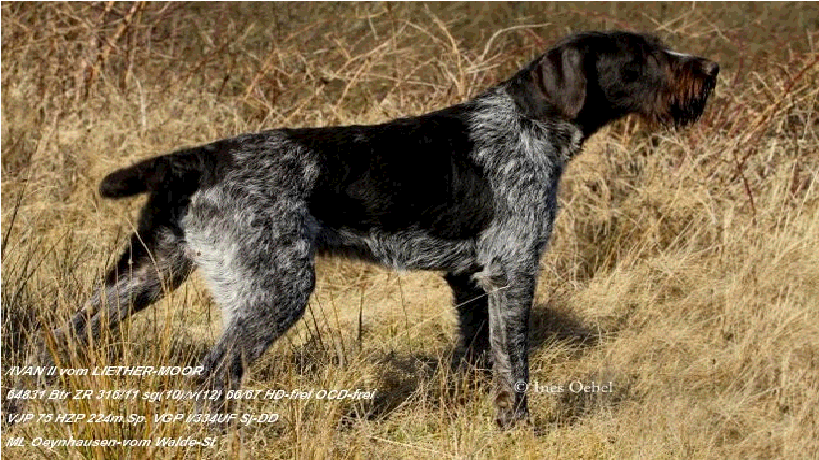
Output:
[{"xmin": 467, "ymin": 87, "xmax": 585, "ymax": 169}]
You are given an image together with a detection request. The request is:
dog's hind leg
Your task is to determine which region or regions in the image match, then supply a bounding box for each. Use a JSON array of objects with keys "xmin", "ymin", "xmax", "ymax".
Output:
[
  {"xmin": 184, "ymin": 197, "xmax": 316, "ymax": 415},
  {"xmin": 36, "ymin": 197, "xmax": 194, "ymax": 365}
]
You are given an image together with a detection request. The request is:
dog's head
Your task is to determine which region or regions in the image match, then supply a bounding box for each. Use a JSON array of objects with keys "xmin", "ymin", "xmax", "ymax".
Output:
[{"xmin": 508, "ymin": 31, "xmax": 719, "ymax": 134}]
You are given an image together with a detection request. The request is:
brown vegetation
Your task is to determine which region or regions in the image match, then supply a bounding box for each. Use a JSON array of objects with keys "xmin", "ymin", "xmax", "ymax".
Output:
[{"xmin": 2, "ymin": 3, "xmax": 818, "ymax": 459}]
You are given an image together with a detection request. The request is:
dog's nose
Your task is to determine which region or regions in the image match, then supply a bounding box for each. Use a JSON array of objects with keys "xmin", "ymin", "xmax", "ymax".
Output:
[{"xmin": 702, "ymin": 60, "xmax": 720, "ymax": 77}]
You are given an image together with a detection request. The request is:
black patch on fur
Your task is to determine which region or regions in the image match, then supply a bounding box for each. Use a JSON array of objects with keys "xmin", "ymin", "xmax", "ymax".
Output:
[{"xmin": 288, "ymin": 105, "xmax": 495, "ymax": 240}]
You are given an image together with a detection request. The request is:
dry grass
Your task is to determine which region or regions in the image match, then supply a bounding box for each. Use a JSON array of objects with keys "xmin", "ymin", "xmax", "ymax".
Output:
[{"xmin": 2, "ymin": 2, "xmax": 819, "ymax": 459}]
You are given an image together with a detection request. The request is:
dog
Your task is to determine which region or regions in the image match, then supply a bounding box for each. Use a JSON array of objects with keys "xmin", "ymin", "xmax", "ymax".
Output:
[{"xmin": 36, "ymin": 30, "xmax": 718, "ymax": 428}]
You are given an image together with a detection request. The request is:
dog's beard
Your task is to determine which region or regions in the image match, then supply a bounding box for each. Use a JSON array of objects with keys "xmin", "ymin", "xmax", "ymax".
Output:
[
  {"xmin": 668, "ymin": 75, "xmax": 716, "ymax": 127},
  {"xmin": 643, "ymin": 73, "xmax": 716, "ymax": 128}
]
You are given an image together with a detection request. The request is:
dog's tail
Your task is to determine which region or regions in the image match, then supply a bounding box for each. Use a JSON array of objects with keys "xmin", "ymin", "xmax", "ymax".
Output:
[{"xmin": 99, "ymin": 149, "xmax": 208, "ymax": 199}]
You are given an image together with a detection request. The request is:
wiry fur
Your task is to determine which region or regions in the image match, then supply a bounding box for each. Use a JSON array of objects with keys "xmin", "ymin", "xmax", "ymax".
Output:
[{"xmin": 35, "ymin": 30, "xmax": 718, "ymax": 428}]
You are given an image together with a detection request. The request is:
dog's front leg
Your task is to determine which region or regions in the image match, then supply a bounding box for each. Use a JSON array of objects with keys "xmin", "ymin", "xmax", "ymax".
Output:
[
  {"xmin": 476, "ymin": 261, "xmax": 535, "ymax": 428},
  {"xmin": 445, "ymin": 271, "xmax": 491, "ymax": 368}
]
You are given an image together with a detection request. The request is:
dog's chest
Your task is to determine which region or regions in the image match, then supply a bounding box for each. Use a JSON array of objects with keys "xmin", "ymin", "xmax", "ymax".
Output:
[
  {"xmin": 479, "ymin": 124, "xmax": 573, "ymax": 231},
  {"xmin": 490, "ymin": 154, "xmax": 565, "ymax": 238}
]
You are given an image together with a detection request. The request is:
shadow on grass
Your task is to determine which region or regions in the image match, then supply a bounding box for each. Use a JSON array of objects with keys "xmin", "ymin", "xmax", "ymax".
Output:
[{"xmin": 333, "ymin": 302, "xmax": 611, "ymax": 429}]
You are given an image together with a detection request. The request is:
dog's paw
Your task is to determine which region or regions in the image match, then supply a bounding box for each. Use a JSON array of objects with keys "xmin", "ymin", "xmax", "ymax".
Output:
[{"xmin": 494, "ymin": 390, "xmax": 531, "ymax": 430}]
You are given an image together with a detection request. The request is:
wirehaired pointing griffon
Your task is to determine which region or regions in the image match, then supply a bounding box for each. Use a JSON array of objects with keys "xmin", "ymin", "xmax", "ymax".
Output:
[{"xmin": 39, "ymin": 31, "xmax": 718, "ymax": 427}]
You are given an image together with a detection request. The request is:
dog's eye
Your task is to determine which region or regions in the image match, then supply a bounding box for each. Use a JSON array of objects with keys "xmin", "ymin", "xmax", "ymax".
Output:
[{"xmin": 623, "ymin": 61, "xmax": 642, "ymax": 82}]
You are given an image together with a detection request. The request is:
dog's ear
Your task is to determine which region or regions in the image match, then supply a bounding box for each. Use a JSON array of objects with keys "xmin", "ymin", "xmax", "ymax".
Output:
[{"xmin": 534, "ymin": 45, "xmax": 587, "ymax": 119}]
